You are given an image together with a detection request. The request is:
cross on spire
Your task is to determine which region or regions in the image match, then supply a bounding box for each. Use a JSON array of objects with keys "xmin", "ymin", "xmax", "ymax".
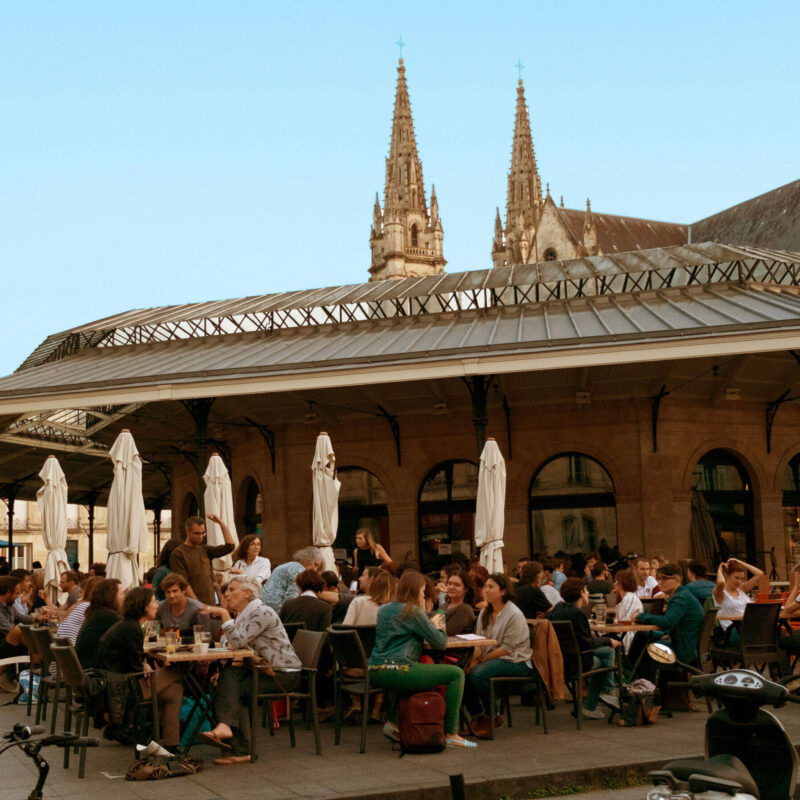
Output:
[
  {"xmin": 515, "ymin": 59, "xmax": 524, "ymax": 80},
  {"xmin": 396, "ymin": 35, "xmax": 406, "ymax": 59}
]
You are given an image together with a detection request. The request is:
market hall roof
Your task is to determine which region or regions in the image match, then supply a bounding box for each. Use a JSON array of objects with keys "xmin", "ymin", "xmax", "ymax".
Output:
[{"xmin": 2, "ymin": 241, "xmax": 800, "ymax": 416}]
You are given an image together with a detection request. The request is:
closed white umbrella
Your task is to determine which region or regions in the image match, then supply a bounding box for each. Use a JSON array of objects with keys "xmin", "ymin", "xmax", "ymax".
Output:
[
  {"xmin": 203, "ymin": 453, "xmax": 239, "ymax": 572},
  {"xmin": 475, "ymin": 438, "xmax": 506, "ymax": 574},
  {"xmin": 37, "ymin": 455, "xmax": 70, "ymax": 603},
  {"xmin": 106, "ymin": 429, "xmax": 149, "ymax": 590},
  {"xmin": 311, "ymin": 432, "xmax": 339, "ymax": 572}
]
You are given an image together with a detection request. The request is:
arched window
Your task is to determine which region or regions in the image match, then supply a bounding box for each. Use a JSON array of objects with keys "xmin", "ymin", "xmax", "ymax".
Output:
[
  {"xmin": 529, "ymin": 453, "xmax": 616, "ymax": 555},
  {"xmin": 181, "ymin": 492, "xmax": 199, "ymax": 523},
  {"xmin": 693, "ymin": 449, "xmax": 754, "ymax": 563},
  {"xmin": 336, "ymin": 467, "xmax": 389, "ymax": 562},
  {"xmin": 243, "ymin": 478, "xmax": 263, "ymax": 536},
  {"xmin": 418, "ymin": 460, "xmax": 478, "ymax": 572},
  {"xmin": 543, "ymin": 248, "xmax": 557, "ymax": 262},
  {"xmin": 781, "ymin": 454, "xmax": 800, "ymax": 568},
  {"xmin": 410, "ymin": 224, "xmax": 419, "ymax": 247}
]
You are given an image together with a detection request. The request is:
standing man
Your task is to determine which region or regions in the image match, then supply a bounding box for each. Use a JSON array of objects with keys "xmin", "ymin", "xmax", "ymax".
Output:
[
  {"xmin": 634, "ymin": 556, "xmax": 661, "ymax": 598},
  {"xmin": 169, "ymin": 514, "xmax": 234, "ymax": 605}
]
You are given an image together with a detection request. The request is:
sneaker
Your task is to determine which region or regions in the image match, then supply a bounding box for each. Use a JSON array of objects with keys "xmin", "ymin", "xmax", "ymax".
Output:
[
  {"xmin": 382, "ymin": 721, "xmax": 399, "ymax": 742},
  {"xmin": 582, "ymin": 705, "xmax": 605, "ymax": 719},
  {"xmin": 599, "ymin": 693, "xmax": 620, "ymax": 709}
]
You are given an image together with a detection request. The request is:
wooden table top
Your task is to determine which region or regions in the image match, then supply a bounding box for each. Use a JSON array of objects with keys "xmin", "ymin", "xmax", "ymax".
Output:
[
  {"xmin": 445, "ymin": 636, "xmax": 496, "ymax": 649},
  {"xmin": 150, "ymin": 647, "xmax": 255, "ymax": 663},
  {"xmin": 717, "ymin": 609, "xmax": 799, "ymax": 622},
  {"xmin": 590, "ymin": 622, "xmax": 660, "ymax": 633}
]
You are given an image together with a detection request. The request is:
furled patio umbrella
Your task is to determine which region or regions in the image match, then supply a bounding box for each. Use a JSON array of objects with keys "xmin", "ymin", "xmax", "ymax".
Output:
[
  {"xmin": 37, "ymin": 455, "xmax": 70, "ymax": 603},
  {"xmin": 106, "ymin": 429, "xmax": 149, "ymax": 590},
  {"xmin": 204, "ymin": 453, "xmax": 239, "ymax": 572},
  {"xmin": 311, "ymin": 432, "xmax": 339, "ymax": 572},
  {"xmin": 475, "ymin": 438, "xmax": 506, "ymax": 574},
  {"xmin": 690, "ymin": 489, "xmax": 721, "ymax": 569}
]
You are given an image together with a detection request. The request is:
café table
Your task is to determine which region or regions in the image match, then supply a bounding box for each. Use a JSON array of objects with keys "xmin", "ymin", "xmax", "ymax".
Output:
[
  {"xmin": 445, "ymin": 635, "xmax": 496, "ymax": 649},
  {"xmin": 589, "ymin": 622, "xmax": 660, "ymax": 634},
  {"xmin": 148, "ymin": 644, "xmax": 255, "ymax": 754}
]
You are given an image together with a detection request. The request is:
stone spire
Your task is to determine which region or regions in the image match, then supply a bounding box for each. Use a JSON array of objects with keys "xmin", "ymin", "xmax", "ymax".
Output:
[
  {"xmin": 492, "ymin": 79, "xmax": 543, "ymax": 268},
  {"xmin": 370, "ymin": 59, "xmax": 445, "ymax": 281},
  {"xmin": 582, "ymin": 198, "xmax": 598, "ymax": 256}
]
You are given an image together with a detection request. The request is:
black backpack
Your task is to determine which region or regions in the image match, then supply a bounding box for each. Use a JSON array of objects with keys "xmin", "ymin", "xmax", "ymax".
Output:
[{"xmin": 397, "ymin": 691, "xmax": 446, "ymax": 754}]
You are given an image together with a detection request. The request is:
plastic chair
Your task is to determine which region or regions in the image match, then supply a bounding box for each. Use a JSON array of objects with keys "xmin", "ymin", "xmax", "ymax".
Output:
[
  {"xmin": 551, "ymin": 620, "xmax": 619, "ymax": 730},
  {"xmin": 281, "ymin": 621, "xmax": 307, "ymax": 643},
  {"xmin": 250, "ymin": 629, "xmax": 327, "ymax": 758},
  {"xmin": 331, "ymin": 624, "xmax": 376, "ymax": 658},
  {"xmin": 328, "ymin": 628, "xmax": 382, "ymax": 753},
  {"xmin": 641, "ymin": 598, "xmax": 665, "ymax": 615},
  {"xmin": 486, "ymin": 624, "xmax": 549, "ymax": 738},
  {"xmin": 711, "ymin": 603, "xmax": 782, "ymax": 676}
]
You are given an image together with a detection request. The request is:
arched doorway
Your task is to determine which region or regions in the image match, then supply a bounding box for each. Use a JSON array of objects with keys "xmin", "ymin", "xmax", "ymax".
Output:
[
  {"xmin": 529, "ymin": 453, "xmax": 617, "ymax": 557},
  {"xmin": 242, "ymin": 478, "xmax": 263, "ymax": 536},
  {"xmin": 336, "ymin": 467, "xmax": 389, "ymax": 563},
  {"xmin": 418, "ymin": 460, "xmax": 478, "ymax": 572},
  {"xmin": 782, "ymin": 453, "xmax": 800, "ymax": 569},
  {"xmin": 693, "ymin": 449, "xmax": 754, "ymax": 563}
]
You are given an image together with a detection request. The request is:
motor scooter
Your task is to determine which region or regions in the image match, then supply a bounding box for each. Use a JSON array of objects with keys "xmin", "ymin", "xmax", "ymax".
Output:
[{"xmin": 645, "ymin": 642, "xmax": 799, "ymax": 800}]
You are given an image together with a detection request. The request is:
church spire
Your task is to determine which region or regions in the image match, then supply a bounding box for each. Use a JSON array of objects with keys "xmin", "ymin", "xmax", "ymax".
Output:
[
  {"xmin": 582, "ymin": 198, "xmax": 598, "ymax": 256},
  {"xmin": 370, "ymin": 59, "xmax": 445, "ymax": 281},
  {"xmin": 491, "ymin": 77, "xmax": 543, "ymax": 269}
]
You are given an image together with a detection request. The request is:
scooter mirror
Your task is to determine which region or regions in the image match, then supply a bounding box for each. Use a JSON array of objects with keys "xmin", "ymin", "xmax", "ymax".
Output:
[{"xmin": 647, "ymin": 642, "xmax": 677, "ymax": 664}]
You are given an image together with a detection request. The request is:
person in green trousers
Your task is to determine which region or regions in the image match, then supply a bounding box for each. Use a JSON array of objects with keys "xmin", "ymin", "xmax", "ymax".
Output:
[{"xmin": 368, "ymin": 570, "xmax": 477, "ymax": 748}]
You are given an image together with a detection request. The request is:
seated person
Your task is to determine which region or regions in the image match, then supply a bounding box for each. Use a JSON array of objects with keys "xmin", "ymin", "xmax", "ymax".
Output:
[
  {"xmin": 98, "ymin": 587, "xmax": 183, "ymax": 751},
  {"xmin": 76, "ymin": 579, "xmax": 124, "ymax": 670},
  {"xmin": 201, "ymin": 577, "xmax": 303, "ymax": 765},
  {"xmin": 464, "ymin": 574, "xmax": 532, "ymax": 738},
  {"xmin": 685, "ymin": 560, "xmax": 715, "ymax": 602},
  {"xmin": 539, "ymin": 558, "xmax": 563, "ymax": 608},
  {"xmin": 614, "ymin": 569, "xmax": 643, "ymax": 652},
  {"xmin": 586, "ymin": 562, "xmax": 614, "ymax": 598},
  {"xmin": 60, "ymin": 570, "xmax": 82, "ymax": 610},
  {"xmin": 157, "ymin": 572, "xmax": 209, "ymax": 639},
  {"xmin": 279, "ymin": 569, "xmax": 333, "ymax": 633},
  {"xmin": 713, "ymin": 558, "xmax": 762, "ymax": 643},
  {"xmin": 550, "ymin": 578, "xmax": 620, "ymax": 719},
  {"xmin": 634, "ymin": 562, "xmax": 704, "ymax": 677},
  {"xmin": 261, "ymin": 546, "xmax": 324, "ymax": 613},
  {"xmin": 0, "ymin": 575, "xmax": 33, "ymax": 695},
  {"xmin": 440, "ymin": 567, "xmax": 477, "ymax": 636},
  {"xmin": 634, "ymin": 557, "xmax": 661, "ymax": 599},
  {"xmin": 512, "ymin": 562, "xmax": 552, "ymax": 620},
  {"xmin": 779, "ymin": 565, "xmax": 800, "ymax": 669},
  {"xmin": 343, "ymin": 569, "xmax": 397, "ymax": 627},
  {"xmin": 368, "ymin": 571, "xmax": 475, "ymax": 748},
  {"xmin": 230, "ymin": 534, "xmax": 272, "ymax": 585},
  {"xmin": 321, "ymin": 569, "xmax": 354, "ymax": 624}
]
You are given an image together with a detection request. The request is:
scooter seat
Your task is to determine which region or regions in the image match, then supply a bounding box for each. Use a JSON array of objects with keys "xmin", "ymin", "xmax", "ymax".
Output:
[{"xmin": 661, "ymin": 754, "xmax": 759, "ymax": 798}]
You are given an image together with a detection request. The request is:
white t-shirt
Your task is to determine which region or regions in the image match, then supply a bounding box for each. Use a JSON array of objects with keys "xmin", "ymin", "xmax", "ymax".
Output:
[
  {"xmin": 232, "ymin": 555, "xmax": 271, "ymax": 584},
  {"xmin": 715, "ymin": 587, "xmax": 751, "ymax": 630},
  {"xmin": 342, "ymin": 594, "xmax": 380, "ymax": 626},
  {"xmin": 636, "ymin": 576, "xmax": 660, "ymax": 598},
  {"xmin": 616, "ymin": 591, "xmax": 644, "ymax": 652}
]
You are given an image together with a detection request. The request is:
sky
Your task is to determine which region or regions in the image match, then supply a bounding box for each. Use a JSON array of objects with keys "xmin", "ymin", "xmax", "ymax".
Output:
[{"xmin": 1, "ymin": 1, "xmax": 799, "ymax": 376}]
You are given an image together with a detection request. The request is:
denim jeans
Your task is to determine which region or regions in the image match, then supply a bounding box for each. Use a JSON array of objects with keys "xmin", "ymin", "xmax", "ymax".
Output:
[
  {"xmin": 465, "ymin": 659, "xmax": 531, "ymax": 716},
  {"xmin": 585, "ymin": 646, "xmax": 616, "ymax": 710}
]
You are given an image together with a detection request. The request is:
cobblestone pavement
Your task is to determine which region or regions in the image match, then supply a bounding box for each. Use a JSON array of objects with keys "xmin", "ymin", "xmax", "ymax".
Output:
[{"xmin": 1, "ymin": 697, "xmax": 798, "ymax": 800}]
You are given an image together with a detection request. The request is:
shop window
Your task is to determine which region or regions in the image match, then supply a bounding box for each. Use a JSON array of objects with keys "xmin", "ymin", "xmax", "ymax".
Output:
[{"xmin": 782, "ymin": 453, "xmax": 800, "ymax": 569}]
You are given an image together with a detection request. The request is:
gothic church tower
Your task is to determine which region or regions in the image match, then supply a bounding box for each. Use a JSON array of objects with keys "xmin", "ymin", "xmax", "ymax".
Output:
[
  {"xmin": 492, "ymin": 79, "xmax": 543, "ymax": 267},
  {"xmin": 370, "ymin": 59, "xmax": 445, "ymax": 281}
]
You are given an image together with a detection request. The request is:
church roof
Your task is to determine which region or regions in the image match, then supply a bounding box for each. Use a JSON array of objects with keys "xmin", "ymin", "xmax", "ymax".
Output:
[
  {"xmin": 556, "ymin": 206, "xmax": 688, "ymax": 253},
  {"xmin": 689, "ymin": 179, "xmax": 800, "ymax": 252}
]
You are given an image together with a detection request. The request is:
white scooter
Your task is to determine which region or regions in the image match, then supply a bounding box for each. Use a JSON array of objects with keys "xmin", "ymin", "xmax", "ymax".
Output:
[{"xmin": 646, "ymin": 642, "xmax": 799, "ymax": 800}]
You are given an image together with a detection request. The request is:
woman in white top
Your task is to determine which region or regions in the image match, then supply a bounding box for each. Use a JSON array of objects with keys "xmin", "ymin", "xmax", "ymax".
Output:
[
  {"xmin": 713, "ymin": 558, "xmax": 763, "ymax": 637},
  {"xmin": 343, "ymin": 569, "xmax": 397, "ymax": 626},
  {"xmin": 230, "ymin": 535, "xmax": 271, "ymax": 585},
  {"xmin": 614, "ymin": 569, "xmax": 643, "ymax": 652}
]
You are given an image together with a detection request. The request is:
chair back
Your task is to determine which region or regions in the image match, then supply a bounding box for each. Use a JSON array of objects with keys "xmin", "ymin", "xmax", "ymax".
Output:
[
  {"xmin": 292, "ymin": 629, "xmax": 327, "ymax": 670},
  {"xmin": 18, "ymin": 623, "xmax": 38, "ymax": 654},
  {"xmin": 282, "ymin": 621, "xmax": 307, "ymax": 642},
  {"xmin": 52, "ymin": 635, "xmax": 71, "ymax": 647},
  {"xmin": 327, "ymin": 628, "xmax": 368, "ymax": 671},
  {"xmin": 740, "ymin": 602, "xmax": 781, "ymax": 655},
  {"xmin": 331, "ymin": 623, "xmax": 376, "ymax": 657},
  {"xmin": 697, "ymin": 609, "xmax": 719, "ymax": 672},
  {"xmin": 29, "ymin": 626, "xmax": 55, "ymax": 667},
  {"xmin": 49, "ymin": 644, "xmax": 85, "ymax": 691},
  {"xmin": 605, "ymin": 593, "xmax": 617, "ymax": 609},
  {"xmin": 641, "ymin": 598, "xmax": 665, "ymax": 615},
  {"xmin": 551, "ymin": 620, "xmax": 586, "ymax": 681}
]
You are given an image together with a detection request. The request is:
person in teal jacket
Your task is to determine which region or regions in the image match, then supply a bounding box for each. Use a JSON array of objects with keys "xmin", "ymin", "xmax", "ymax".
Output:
[
  {"xmin": 369, "ymin": 570, "xmax": 476, "ymax": 748},
  {"xmin": 637, "ymin": 562, "xmax": 704, "ymax": 665}
]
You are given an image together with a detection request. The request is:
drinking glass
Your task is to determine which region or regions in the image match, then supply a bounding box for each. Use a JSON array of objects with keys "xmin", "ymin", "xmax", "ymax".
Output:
[
  {"xmin": 145, "ymin": 620, "xmax": 161, "ymax": 643},
  {"xmin": 193, "ymin": 625, "xmax": 208, "ymax": 645},
  {"xmin": 165, "ymin": 631, "xmax": 178, "ymax": 653}
]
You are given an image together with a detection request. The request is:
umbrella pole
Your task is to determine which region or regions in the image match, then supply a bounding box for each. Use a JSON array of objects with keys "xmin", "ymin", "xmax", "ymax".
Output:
[
  {"xmin": 87, "ymin": 498, "xmax": 95, "ymax": 566},
  {"xmin": 153, "ymin": 506, "xmax": 162, "ymax": 560},
  {"xmin": 6, "ymin": 491, "xmax": 15, "ymax": 567}
]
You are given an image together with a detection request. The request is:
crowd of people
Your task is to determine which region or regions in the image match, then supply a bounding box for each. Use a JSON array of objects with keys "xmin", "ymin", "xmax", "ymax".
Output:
[{"xmin": 0, "ymin": 517, "xmax": 793, "ymax": 765}]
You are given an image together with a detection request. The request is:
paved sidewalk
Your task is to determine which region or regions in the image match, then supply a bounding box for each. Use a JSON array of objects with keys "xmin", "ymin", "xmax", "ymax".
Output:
[{"xmin": 2, "ymin": 698, "xmax": 798, "ymax": 800}]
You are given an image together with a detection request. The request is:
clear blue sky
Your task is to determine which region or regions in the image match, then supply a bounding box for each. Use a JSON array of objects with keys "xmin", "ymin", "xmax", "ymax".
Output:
[{"xmin": 2, "ymin": 1, "xmax": 798, "ymax": 376}]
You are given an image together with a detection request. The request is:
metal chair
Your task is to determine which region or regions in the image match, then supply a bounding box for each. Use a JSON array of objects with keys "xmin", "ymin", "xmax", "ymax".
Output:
[
  {"xmin": 641, "ymin": 598, "xmax": 666, "ymax": 615},
  {"xmin": 551, "ymin": 620, "xmax": 619, "ymax": 730},
  {"xmin": 281, "ymin": 621, "xmax": 307, "ymax": 643},
  {"xmin": 17, "ymin": 624, "xmax": 38, "ymax": 716},
  {"xmin": 328, "ymin": 628, "xmax": 382, "ymax": 753},
  {"xmin": 486, "ymin": 624, "xmax": 549, "ymax": 738},
  {"xmin": 711, "ymin": 602, "xmax": 782, "ymax": 676},
  {"xmin": 29, "ymin": 626, "xmax": 61, "ymax": 730},
  {"xmin": 250, "ymin": 629, "xmax": 328, "ymax": 758},
  {"xmin": 331, "ymin": 623, "xmax": 376, "ymax": 658}
]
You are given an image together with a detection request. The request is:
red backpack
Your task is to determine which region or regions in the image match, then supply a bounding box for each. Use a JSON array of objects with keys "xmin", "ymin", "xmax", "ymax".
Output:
[{"xmin": 397, "ymin": 691, "xmax": 446, "ymax": 754}]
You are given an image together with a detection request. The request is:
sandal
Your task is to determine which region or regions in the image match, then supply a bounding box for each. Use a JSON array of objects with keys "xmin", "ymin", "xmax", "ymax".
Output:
[
  {"xmin": 199, "ymin": 731, "xmax": 232, "ymax": 750},
  {"xmin": 446, "ymin": 735, "xmax": 478, "ymax": 748},
  {"xmin": 213, "ymin": 755, "xmax": 251, "ymax": 765}
]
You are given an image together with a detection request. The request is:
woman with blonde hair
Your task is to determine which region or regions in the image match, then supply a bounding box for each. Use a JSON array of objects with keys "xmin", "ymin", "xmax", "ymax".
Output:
[
  {"xmin": 344, "ymin": 569, "xmax": 397, "ymax": 626},
  {"xmin": 352, "ymin": 528, "xmax": 391, "ymax": 577}
]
